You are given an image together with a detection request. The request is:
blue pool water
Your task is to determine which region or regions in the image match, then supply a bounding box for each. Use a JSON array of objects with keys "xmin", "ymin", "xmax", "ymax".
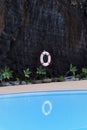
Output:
[{"xmin": 0, "ymin": 90, "xmax": 87, "ymax": 130}]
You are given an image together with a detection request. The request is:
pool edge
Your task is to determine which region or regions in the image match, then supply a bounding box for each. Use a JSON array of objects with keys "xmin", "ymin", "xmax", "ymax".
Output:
[{"xmin": 0, "ymin": 80, "xmax": 87, "ymax": 95}]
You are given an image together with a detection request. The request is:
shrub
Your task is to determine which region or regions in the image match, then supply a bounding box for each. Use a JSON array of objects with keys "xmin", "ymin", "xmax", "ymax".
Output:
[
  {"xmin": 69, "ymin": 64, "xmax": 77, "ymax": 77},
  {"xmin": 23, "ymin": 68, "xmax": 32, "ymax": 83},
  {"xmin": 36, "ymin": 66, "xmax": 46, "ymax": 79},
  {"xmin": 0, "ymin": 67, "xmax": 13, "ymax": 81},
  {"xmin": 82, "ymin": 68, "xmax": 87, "ymax": 78}
]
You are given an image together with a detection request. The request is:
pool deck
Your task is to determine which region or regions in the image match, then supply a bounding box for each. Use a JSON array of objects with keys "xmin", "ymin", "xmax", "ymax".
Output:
[{"xmin": 0, "ymin": 80, "xmax": 87, "ymax": 94}]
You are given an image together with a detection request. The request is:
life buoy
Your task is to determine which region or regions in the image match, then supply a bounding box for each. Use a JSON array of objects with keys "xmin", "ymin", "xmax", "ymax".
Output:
[{"xmin": 40, "ymin": 51, "xmax": 51, "ymax": 67}]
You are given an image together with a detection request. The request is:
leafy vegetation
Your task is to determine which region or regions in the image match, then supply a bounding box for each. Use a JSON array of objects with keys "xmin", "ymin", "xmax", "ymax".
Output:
[
  {"xmin": 0, "ymin": 64, "xmax": 87, "ymax": 86},
  {"xmin": 66, "ymin": 64, "xmax": 78, "ymax": 78},
  {"xmin": 23, "ymin": 68, "xmax": 31, "ymax": 78},
  {"xmin": 23, "ymin": 68, "xmax": 32, "ymax": 83},
  {"xmin": 82, "ymin": 68, "xmax": 87, "ymax": 78},
  {"xmin": 0, "ymin": 67, "xmax": 13, "ymax": 81},
  {"xmin": 58, "ymin": 75, "xmax": 64, "ymax": 82},
  {"xmin": 69, "ymin": 64, "xmax": 77, "ymax": 77},
  {"xmin": 36, "ymin": 66, "xmax": 46, "ymax": 79}
]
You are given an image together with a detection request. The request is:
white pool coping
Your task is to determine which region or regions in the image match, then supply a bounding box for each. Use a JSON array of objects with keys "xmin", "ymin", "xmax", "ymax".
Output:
[{"xmin": 0, "ymin": 80, "xmax": 87, "ymax": 95}]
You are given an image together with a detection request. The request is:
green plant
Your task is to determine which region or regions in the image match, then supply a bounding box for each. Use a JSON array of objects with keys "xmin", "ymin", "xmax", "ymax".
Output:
[
  {"xmin": 36, "ymin": 66, "xmax": 46, "ymax": 79},
  {"xmin": 69, "ymin": 64, "xmax": 77, "ymax": 77},
  {"xmin": 82, "ymin": 68, "xmax": 87, "ymax": 78},
  {"xmin": 23, "ymin": 68, "xmax": 31, "ymax": 78},
  {"xmin": 23, "ymin": 68, "xmax": 32, "ymax": 83},
  {"xmin": 58, "ymin": 75, "xmax": 64, "ymax": 82},
  {"xmin": 75, "ymin": 74, "xmax": 80, "ymax": 79},
  {"xmin": 16, "ymin": 77, "xmax": 20, "ymax": 81},
  {"xmin": 0, "ymin": 67, "xmax": 13, "ymax": 81}
]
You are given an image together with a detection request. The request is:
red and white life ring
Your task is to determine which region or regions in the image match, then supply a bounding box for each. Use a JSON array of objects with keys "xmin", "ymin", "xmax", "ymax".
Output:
[{"xmin": 40, "ymin": 51, "xmax": 51, "ymax": 67}]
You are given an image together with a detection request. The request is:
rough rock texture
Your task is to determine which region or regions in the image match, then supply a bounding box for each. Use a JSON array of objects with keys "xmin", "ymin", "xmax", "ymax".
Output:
[{"xmin": 0, "ymin": 0, "xmax": 87, "ymax": 77}]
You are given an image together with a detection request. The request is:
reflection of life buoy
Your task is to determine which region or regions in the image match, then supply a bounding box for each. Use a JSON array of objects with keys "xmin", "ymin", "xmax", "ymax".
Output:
[
  {"xmin": 42, "ymin": 100, "xmax": 52, "ymax": 116},
  {"xmin": 40, "ymin": 51, "xmax": 51, "ymax": 67}
]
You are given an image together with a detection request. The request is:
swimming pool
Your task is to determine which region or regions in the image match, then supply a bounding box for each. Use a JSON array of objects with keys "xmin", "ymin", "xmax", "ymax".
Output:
[{"xmin": 0, "ymin": 90, "xmax": 87, "ymax": 130}]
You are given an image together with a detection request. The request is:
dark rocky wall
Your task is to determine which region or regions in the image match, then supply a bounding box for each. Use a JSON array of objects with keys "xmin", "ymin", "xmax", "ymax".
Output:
[{"xmin": 0, "ymin": 0, "xmax": 87, "ymax": 77}]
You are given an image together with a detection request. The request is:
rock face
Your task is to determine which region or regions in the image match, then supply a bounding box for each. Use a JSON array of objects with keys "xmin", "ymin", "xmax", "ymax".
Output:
[{"xmin": 0, "ymin": 0, "xmax": 87, "ymax": 77}]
